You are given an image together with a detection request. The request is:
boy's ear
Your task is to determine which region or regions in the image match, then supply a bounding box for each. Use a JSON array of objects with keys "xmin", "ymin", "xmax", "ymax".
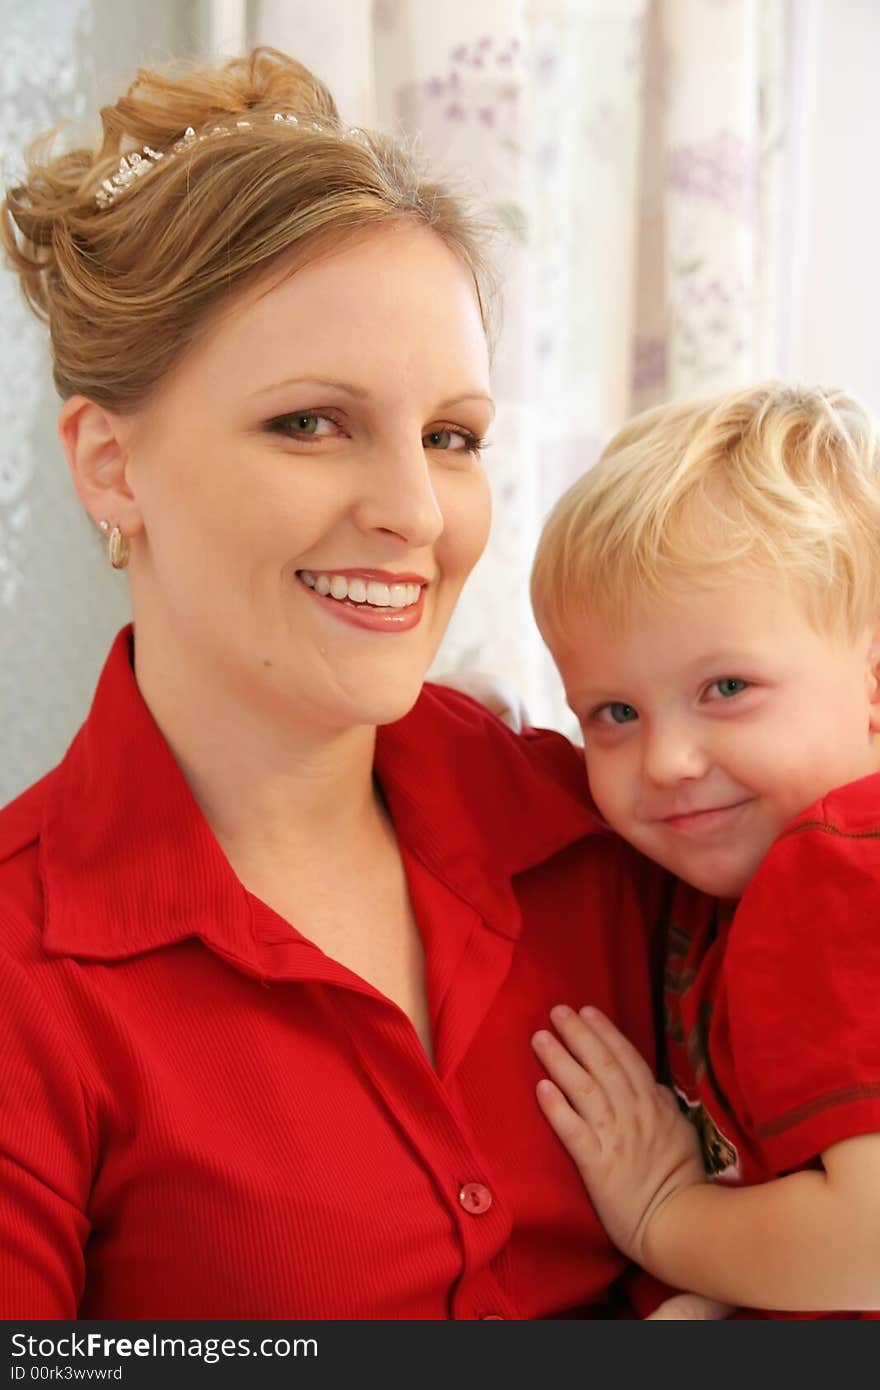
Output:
[
  {"xmin": 57, "ymin": 395, "xmax": 144, "ymax": 540},
  {"xmin": 866, "ymin": 623, "xmax": 880, "ymax": 734}
]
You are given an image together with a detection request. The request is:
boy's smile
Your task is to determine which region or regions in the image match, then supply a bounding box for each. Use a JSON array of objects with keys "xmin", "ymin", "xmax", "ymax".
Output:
[
  {"xmin": 657, "ymin": 798, "xmax": 755, "ymax": 833},
  {"xmin": 552, "ymin": 578, "xmax": 880, "ymax": 897}
]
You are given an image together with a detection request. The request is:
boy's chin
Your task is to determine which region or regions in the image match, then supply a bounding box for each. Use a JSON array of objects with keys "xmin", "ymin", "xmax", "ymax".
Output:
[{"xmin": 668, "ymin": 856, "xmax": 755, "ymax": 901}]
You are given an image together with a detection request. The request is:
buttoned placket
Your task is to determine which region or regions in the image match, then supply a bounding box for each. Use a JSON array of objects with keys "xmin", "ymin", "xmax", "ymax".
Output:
[{"xmin": 246, "ymin": 857, "xmax": 524, "ymax": 1321}]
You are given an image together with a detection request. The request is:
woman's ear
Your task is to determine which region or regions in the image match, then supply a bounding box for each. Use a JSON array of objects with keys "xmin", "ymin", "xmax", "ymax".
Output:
[
  {"xmin": 866, "ymin": 624, "xmax": 880, "ymax": 734},
  {"xmin": 58, "ymin": 395, "xmax": 144, "ymax": 539}
]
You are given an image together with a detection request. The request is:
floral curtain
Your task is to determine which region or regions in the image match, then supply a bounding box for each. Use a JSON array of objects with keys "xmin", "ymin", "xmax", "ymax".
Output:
[{"xmin": 0, "ymin": 0, "xmax": 800, "ymax": 801}]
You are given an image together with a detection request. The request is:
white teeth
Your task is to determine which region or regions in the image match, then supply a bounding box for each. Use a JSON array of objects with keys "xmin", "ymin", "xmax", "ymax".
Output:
[
  {"xmin": 299, "ymin": 571, "xmax": 423, "ymax": 608},
  {"xmin": 366, "ymin": 580, "xmax": 391, "ymax": 606}
]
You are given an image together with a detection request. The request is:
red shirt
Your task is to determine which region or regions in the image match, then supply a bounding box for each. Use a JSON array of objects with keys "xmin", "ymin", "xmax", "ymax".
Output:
[
  {"xmin": 0, "ymin": 628, "xmax": 665, "ymax": 1320},
  {"xmin": 665, "ymin": 774, "xmax": 880, "ymax": 1319}
]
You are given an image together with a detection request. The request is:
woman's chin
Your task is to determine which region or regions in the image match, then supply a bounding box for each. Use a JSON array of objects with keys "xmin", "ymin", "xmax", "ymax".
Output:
[
  {"xmin": 360, "ymin": 683, "xmax": 428, "ymax": 729},
  {"xmin": 319, "ymin": 648, "xmax": 444, "ymax": 730},
  {"xmin": 297, "ymin": 672, "xmax": 429, "ymax": 732}
]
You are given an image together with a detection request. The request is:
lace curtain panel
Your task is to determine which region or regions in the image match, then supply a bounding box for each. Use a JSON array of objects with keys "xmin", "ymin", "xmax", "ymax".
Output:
[
  {"xmin": 0, "ymin": 0, "xmax": 829, "ymax": 801},
  {"xmin": 1, "ymin": 1, "xmax": 204, "ymax": 803}
]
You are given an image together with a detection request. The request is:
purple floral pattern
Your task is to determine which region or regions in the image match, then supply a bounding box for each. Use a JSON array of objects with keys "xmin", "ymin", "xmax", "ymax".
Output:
[
  {"xmin": 632, "ymin": 337, "xmax": 668, "ymax": 395},
  {"xmin": 393, "ymin": 34, "xmax": 523, "ymax": 188},
  {"xmin": 666, "ymin": 130, "xmax": 756, "ymax": 220}
]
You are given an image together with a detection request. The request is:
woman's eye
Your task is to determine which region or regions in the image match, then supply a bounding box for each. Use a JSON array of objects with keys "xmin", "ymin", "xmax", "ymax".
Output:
[
  {"xmin": 705, "ymin": 677, "xmax": 750, "ymax": 701},
  {"xmin": 594, "ymin": 702, "xmax": 639, "ymax": 726},
  {"xmin": 423, "ymin": 427, "xmax": 483, "ymax": 454},
  {"xmin": 266, "ymin": 412, "xmax": 341, "ymax": 439}
]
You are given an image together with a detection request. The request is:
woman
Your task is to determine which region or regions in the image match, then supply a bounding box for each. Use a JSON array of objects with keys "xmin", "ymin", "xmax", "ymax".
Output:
[{"xmin": 0, "ymin": 47, "xmax": 696, "ymax": 1319}]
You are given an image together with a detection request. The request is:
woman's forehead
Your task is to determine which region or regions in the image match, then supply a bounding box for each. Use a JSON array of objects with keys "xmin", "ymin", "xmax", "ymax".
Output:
[{"xmin": 177, "ymin": 224, "xmax": 491, "ymax": 400}]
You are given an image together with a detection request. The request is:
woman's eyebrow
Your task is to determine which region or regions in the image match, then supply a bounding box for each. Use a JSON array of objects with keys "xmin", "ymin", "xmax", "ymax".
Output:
[
  {"xmin": 438, "ymin": 393, "xmax": 496, "ymax": 417},
  {"xmin": 248, "ymin": 376, "xmax": 370, "ymax": 400},
  {"xmin": 249, "ymin": 378, "xmax": 495, "ymax": 416}
]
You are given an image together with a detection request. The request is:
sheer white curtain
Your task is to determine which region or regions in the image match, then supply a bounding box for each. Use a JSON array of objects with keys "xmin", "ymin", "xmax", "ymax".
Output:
[
  {"xmin": 0, "ymin": 0, "xmax": 828, "ymax": 799},
  {"xmin": 0, "ymin": 0, "xmax": 203, "ymax": 801}
]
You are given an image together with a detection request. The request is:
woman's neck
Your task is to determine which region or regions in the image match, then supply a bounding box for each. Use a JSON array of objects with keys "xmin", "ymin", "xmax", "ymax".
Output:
[{"xmin": 132, "ymin": 623, "xmax": 382, "ymax": 870}]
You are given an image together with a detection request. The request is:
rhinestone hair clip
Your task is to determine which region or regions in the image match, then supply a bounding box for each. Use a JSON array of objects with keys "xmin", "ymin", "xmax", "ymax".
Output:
[{"xmin": 95, "ymin": 112, "xmax": 367, "ymax": 209}]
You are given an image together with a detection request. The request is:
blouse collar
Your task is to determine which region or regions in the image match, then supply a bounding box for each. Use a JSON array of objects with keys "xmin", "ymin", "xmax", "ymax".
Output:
[{"xmin": 38, "ymin": 626, "xmax": 602, "ymax": 967}]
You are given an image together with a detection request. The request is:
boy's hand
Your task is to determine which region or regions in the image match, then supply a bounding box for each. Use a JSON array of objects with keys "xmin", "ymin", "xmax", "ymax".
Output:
[{"xmin": 532, "ymin": 1005, "xmax": 707, "ymax": 1267}]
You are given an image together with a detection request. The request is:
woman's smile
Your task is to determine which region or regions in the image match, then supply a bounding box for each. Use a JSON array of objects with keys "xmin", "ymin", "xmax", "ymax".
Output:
[{"xmin": 297, "ymin": 567, "xmax": 429, "ymax": 631}]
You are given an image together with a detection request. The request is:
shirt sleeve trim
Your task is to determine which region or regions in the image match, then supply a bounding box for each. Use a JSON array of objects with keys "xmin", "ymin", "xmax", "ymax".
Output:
[
  {"xmin": 759, "ymin": 1096, "xmax": 880, "ymax": 1175},
  {"xmin": 756, "ymin": 1081, "xmax": 880, "ymax": 1140},
  {"xmin": 778, "ymin": 819, "xmax": 880, "ymax": 844}
]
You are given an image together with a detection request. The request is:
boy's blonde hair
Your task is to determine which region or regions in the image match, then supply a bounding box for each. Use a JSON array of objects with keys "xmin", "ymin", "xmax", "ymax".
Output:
[{"xmin": 531, "ymin": 381, "xmax": 880, "ymax": 644}]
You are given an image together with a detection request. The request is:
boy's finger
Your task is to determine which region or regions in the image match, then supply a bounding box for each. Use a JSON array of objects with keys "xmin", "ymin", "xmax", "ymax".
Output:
[
  {"xmin": 535, "ymin": 1078, "xmax": 602, "ymax": 1173},
  {"xmin": 548, "ymin": 1005, "xmax": 637, "ymax": 1111},
  {"xmin": 531, "ymin": 1029, "xmax": 615, "ymax": 1134},
  {"xmin": 577, "ymin": 1006, "xmax": 658, "ymax": 1097}
]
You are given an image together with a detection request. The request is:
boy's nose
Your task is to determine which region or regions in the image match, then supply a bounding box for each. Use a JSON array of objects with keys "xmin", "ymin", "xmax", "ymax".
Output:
[{"xmin": 641, "ymin": 724, "xmax": 709, "ymax": 787}]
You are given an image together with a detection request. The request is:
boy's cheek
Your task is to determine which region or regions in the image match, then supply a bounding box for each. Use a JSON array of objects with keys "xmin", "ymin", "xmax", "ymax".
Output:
[{"xmin": 581, "ymin": 750, "xmax": 628, "ymax": 829}]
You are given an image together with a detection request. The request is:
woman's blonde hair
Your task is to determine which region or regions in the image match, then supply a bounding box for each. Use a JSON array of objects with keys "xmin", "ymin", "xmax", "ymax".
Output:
[
  {"xmin": 1, "ymin": 47, "xmax": 494, "ymax": 409},
  {"xmin": 531, "ymin": 381, "xmax": 880, "ymax": 643}
]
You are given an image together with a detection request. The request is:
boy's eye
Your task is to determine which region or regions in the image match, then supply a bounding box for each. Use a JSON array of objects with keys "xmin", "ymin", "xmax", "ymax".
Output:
[
  {"xmin": 595, "ymin": 701, "xmax": 639, "ymax": 726},
  {"xmin": 706, "ymin": 678, "xmax": 750, "ymax": 701}
]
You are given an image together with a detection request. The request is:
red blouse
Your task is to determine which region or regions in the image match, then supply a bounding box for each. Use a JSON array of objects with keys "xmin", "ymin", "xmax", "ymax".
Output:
[{"xmin": 0, "ymin": 628, "xmax": 665, "ymax": 1319}]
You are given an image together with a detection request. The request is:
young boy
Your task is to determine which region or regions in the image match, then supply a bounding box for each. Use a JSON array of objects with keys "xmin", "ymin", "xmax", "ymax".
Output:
[{"xmin": 528, "ymin": 381, "xmax": 880, "ymax": 1318}]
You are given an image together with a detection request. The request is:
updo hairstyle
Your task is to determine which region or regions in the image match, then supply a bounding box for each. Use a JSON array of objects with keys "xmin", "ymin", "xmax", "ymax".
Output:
[{"xmin": 1, "ymin": 47, "xmax": 493, "ymax": 409}]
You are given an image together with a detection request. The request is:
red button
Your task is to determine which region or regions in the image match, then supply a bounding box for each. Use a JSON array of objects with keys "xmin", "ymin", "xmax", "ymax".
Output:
[
  {"xmin": 482, "ymin": 1314, "xmax": 505, "ymax": 1320},
  {"xmin": 459, "ymin": 1181, "xmax": 492, "ymax": 1214}
]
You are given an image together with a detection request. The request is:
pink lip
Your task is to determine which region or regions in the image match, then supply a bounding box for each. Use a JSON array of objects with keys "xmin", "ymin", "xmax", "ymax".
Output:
[
  {"xmin": 659, "ymin": 799, "xmax": 754, "ymax": 833},
  {"xmin": 296, "ymin": 571, "xmax": 428, "ymax": 633}
]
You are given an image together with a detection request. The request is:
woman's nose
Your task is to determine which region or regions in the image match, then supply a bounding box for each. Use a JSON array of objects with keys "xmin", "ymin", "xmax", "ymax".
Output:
[{"xmin": 353, "ymin": 443, "xmax": 444, "ymax": 548}]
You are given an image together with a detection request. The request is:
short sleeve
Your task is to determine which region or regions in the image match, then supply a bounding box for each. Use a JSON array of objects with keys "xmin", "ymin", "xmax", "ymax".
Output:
[
  {"xmin": 723, "ymin": 826, "xmax": 880, "ymax": 1173},
  {"xmin": 518, "ymin": 722, "xmax": 593, "ymax": 798},
  {"xmin": 0, "ymin": 934, "xmax": 92, "ymax": 1316}
]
